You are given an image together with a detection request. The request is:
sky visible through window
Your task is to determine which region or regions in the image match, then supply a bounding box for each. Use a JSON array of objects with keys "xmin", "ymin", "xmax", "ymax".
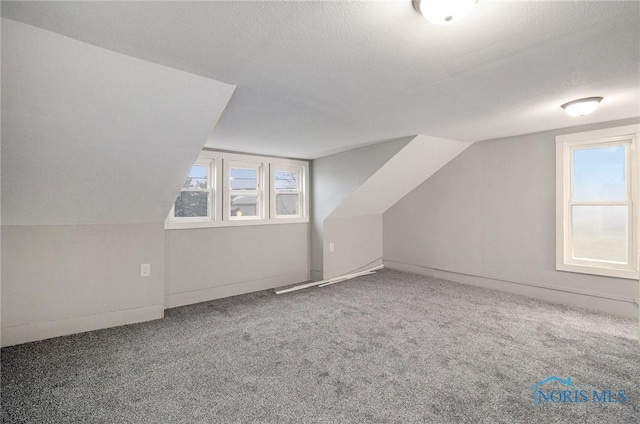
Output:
[
  {"xmin": 571, "ymin": 144, "xmax": 627, "ymax": 263},
  {"xmin": 274, "ymin": 171, "xmax": 297, "ymax": 191},
  {"xmin": 183, "ymin": 165, "xmax": 208, "ymax": 189},
  {"xmin": 230, "ymin": 168, "xmax": 257, "ymax": 190},
  {"xmin": 572, "ymin": 144, "xmax": 625, "ymax": 202},
  {"xmin": 176, "ymin": 165, "xmax": 209, "ymax": 217}
]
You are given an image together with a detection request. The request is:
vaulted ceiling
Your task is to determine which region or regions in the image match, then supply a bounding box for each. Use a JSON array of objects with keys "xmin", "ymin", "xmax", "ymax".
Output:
[{"xmin": 2, "ymin": 1, "xmax": 639, "ymax": 159}]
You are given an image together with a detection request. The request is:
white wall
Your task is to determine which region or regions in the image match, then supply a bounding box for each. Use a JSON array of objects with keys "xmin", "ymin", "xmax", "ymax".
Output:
[
  {"xmin": 311, "ymin": 138, "xmax": 412, "ymax": 280},
  {"xmin": 315, "ymin": 135, "xmax": 470, "ymax": 280},
  {"xmin": 323, "ymin": 215, "xmax": 383, "ymax": 279},
  {"xmin": 1, "ymin": 20, "xmax": 235, "ymax": 346},
  {"xmin": 2, "ymin": 224, "xmax": 164, "ymax": 346},
  {"xmin": 384, "ymin": 118, "xmax": 640, "ymax": 317},
  {"xmin": 165, "ymin": 224, "xmax": 309, "ymax": 308}
]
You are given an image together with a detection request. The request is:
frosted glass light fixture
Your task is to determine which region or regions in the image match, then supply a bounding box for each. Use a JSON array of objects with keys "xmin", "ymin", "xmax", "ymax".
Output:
[
  {"xmin": 561, "ymin": 97, "xmax": 604, "ymax": 117},
  {"xmin": 413, "ymin": 0, "xmax": 478, "ymax": 25}
]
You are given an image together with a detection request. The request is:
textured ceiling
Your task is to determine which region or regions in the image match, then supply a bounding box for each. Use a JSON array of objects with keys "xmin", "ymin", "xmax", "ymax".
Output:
[{"xmin": 2, "ymin": 1, "xmax": 639, "ymax": 159}]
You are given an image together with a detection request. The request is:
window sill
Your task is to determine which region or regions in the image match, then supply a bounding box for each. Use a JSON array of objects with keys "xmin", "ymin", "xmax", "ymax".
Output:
[
  {"xmin": 556, "ymin": 263, "xmax": 638, "ymax": 280},
  {"xmin": 165, "ymin": 217, "xmax": 309, "ymax": 230}
]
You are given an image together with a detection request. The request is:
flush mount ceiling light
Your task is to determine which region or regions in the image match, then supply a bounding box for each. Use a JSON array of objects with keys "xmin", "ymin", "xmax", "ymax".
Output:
[
  {"xmin": 560, "ymin": 97, "xmax": 604, "ymax": 117},
  {"xmin": 413, "ymin": 0, "xmax": 478, "ymax": 25}
]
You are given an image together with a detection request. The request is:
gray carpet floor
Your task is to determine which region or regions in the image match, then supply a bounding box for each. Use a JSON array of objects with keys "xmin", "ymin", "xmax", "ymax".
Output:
[{"xmin": 1, "ymin": 269, "xmax": 639, "ymax": 423}]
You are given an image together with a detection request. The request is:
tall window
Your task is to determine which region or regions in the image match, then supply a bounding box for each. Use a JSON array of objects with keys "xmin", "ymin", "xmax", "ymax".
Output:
[
  {"xmin": 170, "ymin": 160, "xmax": 214, "ymax": 222},
  {"xmin": 556, "ymin": 124, "xmax": 639, "ymax": 279},
  {"xmin": 272, "ymin": 165, "xmax": 303, "ymax": 218}
]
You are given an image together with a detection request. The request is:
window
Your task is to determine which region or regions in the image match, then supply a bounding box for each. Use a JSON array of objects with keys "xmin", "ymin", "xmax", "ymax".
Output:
[
  {"xmin": 169, "ymin": 159, "xmax": 214, "ymax": 222},
  {"xmin": 556, "ymin": 124, "xmax": 639, "ymax": 279},
  {"xmin": 166, "ymin": 151, "xmax": 308, "ymax": 229},
  {"xmin": 271, "ymin": 165, "xmax": 303, "ymax": 218},
  {"xmin": 226, "ymin": 161, "xmax": 263, "ymax": 220}
]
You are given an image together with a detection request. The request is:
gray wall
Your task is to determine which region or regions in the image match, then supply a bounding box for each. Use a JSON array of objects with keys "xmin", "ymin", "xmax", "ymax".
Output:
[
  {"xmin": 0, "ymin": 19, "xmax": 235, "ymax": 346},
  {"xmin": 1, "ymin": 224, "xmax": 165, "ymax": 346},
  {"xmin": 311, "ymin": 138, "xmax": 411, "ymax": 280},
  {"xmin": 165, "ymin": 224, "xmax": 309, "ymax": 308},
  {"xmin": 384, "ymin": 118, "xmax": 640, "ymax": 317},
  {"xmin": 323, "ymin": 215, "xmax": 382, "ymax": 279}
]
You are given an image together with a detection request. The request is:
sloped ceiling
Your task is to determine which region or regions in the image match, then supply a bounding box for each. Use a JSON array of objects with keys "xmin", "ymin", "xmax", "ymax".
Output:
[
  {"xmin": 1, "ymin": 19, "xmax": 235, "ymax": 226},
  {"xmin": 2, "ymin": 1, "xmax": 638, "ymax": 159},
  {"xmin": 328, "ymin": 135, "xmax": 470, "ymax": 219}
]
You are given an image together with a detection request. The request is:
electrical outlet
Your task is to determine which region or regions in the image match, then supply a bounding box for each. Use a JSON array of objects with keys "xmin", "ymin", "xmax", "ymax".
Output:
[
  {"xmin": 140, "ymin": 263, "xmax": 151, "ymax": 277},
  {"xmin": 329, "ymin": 243, "xmax": 335, "ymax": 253}
]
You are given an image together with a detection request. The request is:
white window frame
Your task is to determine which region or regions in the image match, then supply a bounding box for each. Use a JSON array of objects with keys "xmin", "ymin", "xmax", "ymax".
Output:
[
  {"xmin": 165, "ymin": 150, "xmax": 309, "ymax": 229},
  {"xmin": 225, "ymin": 159, "xmax": 265, "ymax": 222},
  {"xmin": 168, "ymin": 157, "xmax": 215, "ymax": 223},
  {"xmin": 556, "ymin": 124, "xmax": 640, "ymax": 279},
  {"xmin": 271, "ymin": 163, "xmax": 307, "ymax": 222}
]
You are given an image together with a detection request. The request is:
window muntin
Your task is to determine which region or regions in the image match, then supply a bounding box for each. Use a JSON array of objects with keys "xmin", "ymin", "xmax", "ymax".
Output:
[{"xmin": 556, "ymin": 124, "xmax": 639, "ymax": 279}]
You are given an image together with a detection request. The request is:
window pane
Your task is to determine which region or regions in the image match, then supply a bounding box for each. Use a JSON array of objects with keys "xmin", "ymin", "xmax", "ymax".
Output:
[
  {"xmin": 230, "ymin": 168, "xmax": 257, "ymax": 190},
  {"xmin": 274, "ymin": 171, "xmax": 298, "ymax": 191},
  {"xmin": 571, "ymin": 205, "xmax": 627, "ymax": 263},
  {"xmin": 174, "ymin": 191, "xmax": 208, "ymax": 217},
  {"xmin": 183, "ymin": 165, "xmax": 208, "ymax": 189},
  {"xmin": 572, "ymin": 145, "xmax": 626, "ymax": 201},
  {"xmin": 230, "ymin": 194, "xmax": 258, "ymax": 217},
  {"xmin": 276, "ymin": 193, "xmax": 299, "ymax": 216}
]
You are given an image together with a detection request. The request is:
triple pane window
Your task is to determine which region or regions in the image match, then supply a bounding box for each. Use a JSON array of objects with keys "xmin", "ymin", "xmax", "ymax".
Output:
[{"xmin": 167, "ymin": 151, "xmax": 308, "ymax": 229}]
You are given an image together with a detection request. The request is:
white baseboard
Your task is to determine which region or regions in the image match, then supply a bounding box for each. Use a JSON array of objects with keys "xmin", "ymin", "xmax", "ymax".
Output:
[
  {"xmin": 384, "ymin": 260, "xmax": 638, "ymax": 318},
  {"xmin": 165, "ymin": 271, "xmax": 309, "ymax": 309},
  {"xmin": 323, "ymin": 258, "xmax": 384, "ymax": 281},
  {"xmin": 1, "ymin": 304, "xmax": 164, "ymax": 347}
]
